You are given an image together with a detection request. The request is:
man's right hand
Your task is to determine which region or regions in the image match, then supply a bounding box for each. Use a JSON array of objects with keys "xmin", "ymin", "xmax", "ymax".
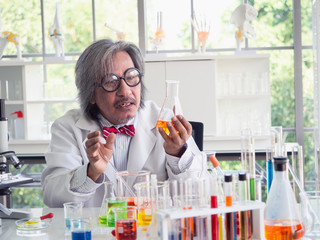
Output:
[{"xmin": 85, "ymin": 131, "xmax": 116, "ymax": 182}]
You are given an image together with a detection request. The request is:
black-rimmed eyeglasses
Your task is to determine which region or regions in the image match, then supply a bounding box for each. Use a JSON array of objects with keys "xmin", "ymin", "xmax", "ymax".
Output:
[{"xmin": 95, "ymin": 67, "xmax": 143, "ymax": 92}]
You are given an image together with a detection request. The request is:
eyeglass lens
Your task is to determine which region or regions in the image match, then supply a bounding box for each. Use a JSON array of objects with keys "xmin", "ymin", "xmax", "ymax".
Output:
[{"xmin": 102, "ymin": 68, "xmax": 141, "ymax": 91}]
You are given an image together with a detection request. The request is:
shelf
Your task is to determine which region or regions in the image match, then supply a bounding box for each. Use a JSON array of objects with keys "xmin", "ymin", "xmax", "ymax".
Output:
[
  {"xmin": 26, "ymin": 99, "xmax": 77, "ymax": 104},
  {"xmin": 216, "ymin": 94, "xmax": 270, "ymax": 100}
]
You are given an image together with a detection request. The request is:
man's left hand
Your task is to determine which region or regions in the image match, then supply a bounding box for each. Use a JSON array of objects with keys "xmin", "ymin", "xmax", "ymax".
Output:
[{"xmin": 158, "ymin": 115, "xmax": 192, "ymax": 157}]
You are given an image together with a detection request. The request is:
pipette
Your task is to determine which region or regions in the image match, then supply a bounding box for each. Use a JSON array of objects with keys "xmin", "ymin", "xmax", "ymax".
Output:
[
  {"xmin": 104, "ymin": 155, "xmax": 136, "ymax": 198},
  {"xmin": 209, "ymin": 155, "xmax": 224, "ymax": 177}
]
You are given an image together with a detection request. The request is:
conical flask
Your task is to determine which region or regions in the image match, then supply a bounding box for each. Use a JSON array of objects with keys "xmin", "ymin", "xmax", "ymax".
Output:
[
  {"xmin": 156, "ymin": 80, "xmax": 183, "ymax": 134},
  {"xmin": 98, "ymin": 181, "xmax": 115, "ymax": 226},
  {"xmin": 264, "ymin": 156, "xmax": 305, "ymax": 239}
]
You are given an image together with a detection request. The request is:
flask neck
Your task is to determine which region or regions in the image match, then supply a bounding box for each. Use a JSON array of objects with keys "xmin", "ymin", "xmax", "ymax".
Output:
[
  {"xmin": 166, "ymin": 81, "xmax": 179, "ymax": 98},
  {"xmin": 273, "ymin": 167, "xmax": 289, "ymax": 181},
  {"xmin": 104, "ymin": 181, "xmax": 115, "ymax": 198}
]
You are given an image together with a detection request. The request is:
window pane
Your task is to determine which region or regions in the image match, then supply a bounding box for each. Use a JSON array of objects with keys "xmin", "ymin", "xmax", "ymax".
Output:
[
  {"xmin": 250, "ymin": 0, "xmax": 293, "ymax": 47},
  {"xmin": 302, "ymin": 0, "xmax": 312, "ymax": 46},
  {"xmin": 259, "ymin": 50, "xmax": 295, "ymax": 128},
  {"xmin": 46, "ymin": 64, "xmax": 77, "ymax": 99},
  {"xmin": 44, "ymin": 0, "xmax": 93, "ymax": 54},
  {"xmin": 193, "ymin": 0, "xmax": 241, "ymax": 50},
  {"xmin": 95, "ymin": 0, "xmax": 139, "ymax": 46},
  {"xmin": 304, "ymin": 131, "xmax": 317, "ymax": 191},
  {"xmin": 302, "ymin": 49, "xmax": 314, "ymax": 128},
  {"xmin": 1, "ymin": 0, "xmax": 42, "ymax": 56},
  {"xmin": 146, "ymin": 0, "xmax": 191, "ymax": 51}
]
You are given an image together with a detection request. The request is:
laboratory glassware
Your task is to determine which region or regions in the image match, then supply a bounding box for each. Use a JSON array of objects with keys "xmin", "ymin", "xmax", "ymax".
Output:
[
  {"xmin": 134, "ymin": 181, "xmax": 153, "ymax": 227},
  {"xmin": 113, "ymin": 206, "xmax": 137, "ymax": 240},
  {"xmin": 116, "ymin": 170, "xmax": 150, "ymax": 199},
  {"xmin": 238, "ymin": 172, "xmax": 252, "ymax": 240},
  {"xmin": 99, "ymin": 181, "xmax": 115, "ymax": 226},
  {"xmin": 224, "ymin": 174, "xmax": 234, "ymax": 240},
  {"xmin": 240, "ymin": 129, "xmax": 256, "ymax": 200},
  {"xmin": 70, "ymin": 218, "xmax": 91, "ymax": 240},
  {"xmin": 63, "ymin": 202, "xmax": 83, "ymax": 230},
  {"xmin": 264, "ymin": 156, "xmax": 305, "ymax": 240},
  {"xmin": 156, "ymin": 80, "xmax": 183, "ymax": 134},
  {"xmin": 210, "ymin": 175, "xmax": 219, "ymax": 240}
]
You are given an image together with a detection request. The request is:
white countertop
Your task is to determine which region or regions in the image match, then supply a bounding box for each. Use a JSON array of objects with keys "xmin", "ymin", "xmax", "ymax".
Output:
[{"xmin": 0, "ymin": 207, "xmax": 116, "ymax": 240}]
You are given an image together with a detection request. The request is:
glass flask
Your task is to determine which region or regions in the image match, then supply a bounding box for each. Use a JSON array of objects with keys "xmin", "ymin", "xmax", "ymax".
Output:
[
  {"xmin": 98, "ymin": 181, "xmax": 115, "ymax": 226},
  {"xmin": 264, "ymin": 156, "xmax": 305, "ymax": 240},
  {"xmin": 156, "ymin": 80, "xmax": 183, "ymax": 134}
]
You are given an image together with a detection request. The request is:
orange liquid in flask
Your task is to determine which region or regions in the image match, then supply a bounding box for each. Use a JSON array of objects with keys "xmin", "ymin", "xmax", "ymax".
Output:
[
  {"xmin": 264, "ymin": 219, "xmax": 305, "ymax": 240},
  {"xmin": 156, "ymin": 120, "xmax": 179, "ymax": 134}
]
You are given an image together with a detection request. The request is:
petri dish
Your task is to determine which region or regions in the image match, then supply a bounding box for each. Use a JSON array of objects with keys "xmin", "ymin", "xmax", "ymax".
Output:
[{"xmin": 15, "ymin": 218, "xmax": 50, "ymax": 236}]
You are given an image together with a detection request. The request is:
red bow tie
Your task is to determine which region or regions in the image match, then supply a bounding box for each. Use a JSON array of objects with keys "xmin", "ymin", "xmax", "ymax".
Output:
[{"xmin": 103, "ymin": 125, "xmax": 135, "ymax": 138}]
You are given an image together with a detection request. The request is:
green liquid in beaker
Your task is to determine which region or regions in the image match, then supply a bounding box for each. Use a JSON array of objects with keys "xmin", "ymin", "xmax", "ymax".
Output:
[{"xmin": 107, "ymin": 200, "xmax": 127, "ymax": 227}]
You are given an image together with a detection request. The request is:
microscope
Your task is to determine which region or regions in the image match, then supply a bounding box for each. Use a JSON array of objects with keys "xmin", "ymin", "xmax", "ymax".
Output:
[{"xmin": 0, "ymin": 99, "xmax": 32, "ymax": 219}]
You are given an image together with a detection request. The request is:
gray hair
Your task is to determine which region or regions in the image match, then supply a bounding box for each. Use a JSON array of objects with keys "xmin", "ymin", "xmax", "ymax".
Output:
[{"xmin": 75, "ymin": 39, "xmax": 146, "ymax": 120}]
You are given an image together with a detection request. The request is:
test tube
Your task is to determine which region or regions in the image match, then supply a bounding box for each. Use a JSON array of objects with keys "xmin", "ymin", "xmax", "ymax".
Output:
[
  {"xmin": 195, "ymin": 178, "xmax": 208, "ymax": 240},
  {"xmin": 169, "ymin": 180, "xmax": 181, "ymax": 240},
  {"xmin": 238, "ymin": 172, "xmax": 252, "ymax": 240},
  {"xmin": 241, "ymin": 129, "xmax": 256, "ymax": 201},
  {"xmin": 210, "ymin": 176, "xmax": 219, "ymax": 240},
  {"xmin": 266, "ymin": 146, "xmax": 275, "ymax": 194},
  {"xmin": 224, "ymin": 174, "xmax": 234, "ymax": 240}
]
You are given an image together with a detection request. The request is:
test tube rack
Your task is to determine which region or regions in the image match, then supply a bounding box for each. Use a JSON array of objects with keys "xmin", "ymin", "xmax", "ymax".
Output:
[{"xmin": 155, "ymin": 200, "xmax": 265, "ymax": 240}]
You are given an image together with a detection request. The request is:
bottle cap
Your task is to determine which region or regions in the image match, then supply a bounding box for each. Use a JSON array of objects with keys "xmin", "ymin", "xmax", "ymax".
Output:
[
  {"xmin": 209, "ymin": 155, "xmax": 220, "ymax": 168},
  {"xmin": 273, "ymin": 156, "xmax": 288, "ymax": 171},
  {"xmin": 224, "ymin": 174, "xmax": 232, "ymax": 182},
  {"xmin": 238, "ymin": 172, "xmax": 247, "ymax": 181}
]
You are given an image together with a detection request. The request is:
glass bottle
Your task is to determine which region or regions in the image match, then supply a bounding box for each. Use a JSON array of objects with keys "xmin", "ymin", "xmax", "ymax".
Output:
[
  {"xmin": 98, "ymin": 181, "xmax": 115, "ymax": 226},
  {"xmin": 156, "ymin": 80, "xmax": 183, "ymax": 134},
  {"xmin": 264, "ymin": 156, "xmax": 305, "ymax": 240}
]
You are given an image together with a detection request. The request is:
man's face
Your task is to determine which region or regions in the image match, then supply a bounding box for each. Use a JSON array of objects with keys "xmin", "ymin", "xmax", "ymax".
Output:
[{"xmin": 91, "ymin": 51, "xmax": 141, "ymax": 125}]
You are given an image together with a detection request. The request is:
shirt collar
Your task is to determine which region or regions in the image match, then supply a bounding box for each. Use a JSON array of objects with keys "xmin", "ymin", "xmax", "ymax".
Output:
[{"xmin": 98, "ymin": 112, "xmax": 138, "ymax": 130}]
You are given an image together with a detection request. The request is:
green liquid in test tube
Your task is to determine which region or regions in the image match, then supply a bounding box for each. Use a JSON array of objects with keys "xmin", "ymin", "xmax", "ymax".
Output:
[{"xmin": 250, "ymin": 178, "xmax": 255, "ymax": 201}]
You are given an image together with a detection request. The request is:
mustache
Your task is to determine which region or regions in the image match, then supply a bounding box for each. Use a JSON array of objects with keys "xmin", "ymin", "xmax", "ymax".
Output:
[{"xmin": 114, "ymin": 97, "xmax": 137, "ymax": 108}]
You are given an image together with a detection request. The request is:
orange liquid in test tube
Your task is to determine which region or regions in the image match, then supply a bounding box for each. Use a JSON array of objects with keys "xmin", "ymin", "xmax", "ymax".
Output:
[{"xmin": 225, "ymin": 196, "xmax": 232, "ymax": 207}]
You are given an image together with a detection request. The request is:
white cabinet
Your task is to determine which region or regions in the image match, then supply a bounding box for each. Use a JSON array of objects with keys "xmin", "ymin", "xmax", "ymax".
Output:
[
  {"xmin": 0, "ymin": 54, "xmax": 270, "ymax": 154},
  {"xmin": 0, "ymin": 60, "xmax": 78, "ymax": 154},
  {"xmin": 144, "ymin": 54, "xmax": 271, "ymax": 151}
]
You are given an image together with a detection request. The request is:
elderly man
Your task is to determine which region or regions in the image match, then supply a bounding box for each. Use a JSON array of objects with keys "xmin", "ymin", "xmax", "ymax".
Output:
[{"xmin": 41, "ymin": 39, "xmax": 207, "ymax": 207}]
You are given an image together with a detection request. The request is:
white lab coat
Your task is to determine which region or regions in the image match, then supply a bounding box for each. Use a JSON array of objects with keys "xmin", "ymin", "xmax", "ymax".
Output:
[{"xmin": 41, "ymin": 100, "xmax": 208, "ymax": 207}]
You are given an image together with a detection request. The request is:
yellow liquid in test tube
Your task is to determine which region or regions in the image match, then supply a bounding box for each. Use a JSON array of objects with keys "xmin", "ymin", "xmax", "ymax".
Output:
[{"xmin": 138, "ymin": 209, "xmax": 152, "ymax": 226}]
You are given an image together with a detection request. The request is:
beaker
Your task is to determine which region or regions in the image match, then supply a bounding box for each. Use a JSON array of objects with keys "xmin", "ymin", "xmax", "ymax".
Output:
[
  {"xmin": 264, "ymin": 156, "xmax": 305, "ymax": 240},
  {"xmin": 113, "ymin": 206, "xmax": 138, "ymax": 240},
  {"xmin": 98, "ymin": 181, "xmax": 115, "ymax": 226},
  {"xmin": 156, "ymin": 80, "xmax": 183, "ymax": 134},
  {"xmin": 116, "ymin": 170, "xmax": 150, "ymax": 203},
  {"xmin": 134, "ymin": 182, "xmax": 153, "ymax": 227}
]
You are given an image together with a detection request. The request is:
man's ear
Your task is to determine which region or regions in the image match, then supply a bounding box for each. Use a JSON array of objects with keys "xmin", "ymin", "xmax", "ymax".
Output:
[{"xmin": 90, "ymin": 96, "xmax": 96, "ymax": 104}]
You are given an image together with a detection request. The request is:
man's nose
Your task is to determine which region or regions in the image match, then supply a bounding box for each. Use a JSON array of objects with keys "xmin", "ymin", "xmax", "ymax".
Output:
[{"xmin": 117, "ymin": 78, "xmax": 131, "ymax": 95}]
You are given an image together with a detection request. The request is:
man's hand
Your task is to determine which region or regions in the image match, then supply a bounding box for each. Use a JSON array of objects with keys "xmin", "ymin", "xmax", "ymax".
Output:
[
  {"xmin": 158, "ymin": 115, "xmax": 192, "ymax": 157},
  {"xmin": 85, "ymin": 131, "xmax": 116, "ymax": 181}
]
